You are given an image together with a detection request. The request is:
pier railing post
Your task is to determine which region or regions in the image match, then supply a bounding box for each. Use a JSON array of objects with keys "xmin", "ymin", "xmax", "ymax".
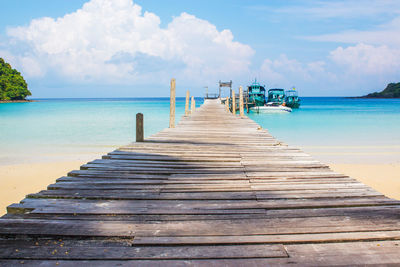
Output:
[
  {"xmin": 169, "ymin": 78, "xmax": 176, "ymax": 128},
  {"xmin": 225, "ymin": 97, "xmax": 229, "ymax": 112},
  {"xmin": 191, "ymin": 96, "xmax": 195, "ymax": 114},
  {"xmin": 136, "ymin": 113, "xmax": 144, "ymax": 142},
  {"xmin": 239, "ymin": 86, "xmax": 244, "ymax": 117},
  {"xmin": 185, "ymin": 90, "xmax": 190, "ymax": 117},
  {"xmin": 231, "ymin": 89, "xmax": 236, "ymax": 115}
]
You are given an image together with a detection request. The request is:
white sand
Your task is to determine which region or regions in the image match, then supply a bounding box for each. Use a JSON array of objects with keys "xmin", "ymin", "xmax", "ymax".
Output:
[
  {"xmin": 0, "ymin": 161, "xmax": 84, "ymax": 216},
  {"xmin": 329, "ymin": 163, "xmax": 400, "ymax": 200}
]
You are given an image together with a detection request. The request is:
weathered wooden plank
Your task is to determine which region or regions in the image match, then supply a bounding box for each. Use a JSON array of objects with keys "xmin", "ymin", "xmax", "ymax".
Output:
[
  {"xmin": 47, "ymin": 183, "xmax": 252, "ymax": 190},
  {"xmin": 8, "ymin": 198, "xmax": 400, "ymax": 216},
  {"xmin": 56, "ymin": 176, "xmax": 250, "ymax": 184},
  {"xmin": 0, "ymin": 219, "xmax": 136, "ymax": 237},
  {"xmin": 133, "ymin": 231, "xmax": 400, "ymax": 245},
  {"xmin": 90, "ymin": 159, "xmax": 244, "ymax": 167},
  {"xmin": 26, "ymin": 190, "xmax": 259, "ymax": 200},
  {"xmin": 284, "ymin": 241, "xmax": 400, "ymax": 265},
  {"xmin": 4, "ymin": 205, "xmax": 400, "ymax": 222},
  {"xmin": 2, "ymin": 242, "xmax": 398, "ymax": 266},
  {"xmin": 26, "ymin": 188, "xmax": 395, "ymax": 202},
  {"xmin": 0, "ymin": 259, "xmax": 288, "ymax": 267},
  {"xmin": 2, "ymin": 218, "xmax": 400, "ymax": 238},
  {"xmin": 0, "ymin": 242, "xmax": 288, "ymax": 260}
]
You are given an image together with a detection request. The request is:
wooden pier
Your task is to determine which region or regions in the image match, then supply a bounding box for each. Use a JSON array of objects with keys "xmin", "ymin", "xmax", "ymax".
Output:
[{"xmin": 1, "ymin": 99, "xmax": 400, "ymax": 266}]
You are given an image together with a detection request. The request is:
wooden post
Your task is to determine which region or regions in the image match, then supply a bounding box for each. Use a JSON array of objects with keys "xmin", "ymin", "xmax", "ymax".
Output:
[
  {"xmin": 185, "ymin": 90, "xmax": 190, "ymax": 117},
  {"xmin": 136, "ymin": 113, "xmax": 144, "ymax": 142},
  {"xmin": 230, "ymin": 89, "xmax": 233, "ymax": 112},
  {"xmin": 239, "ymin": 86, "xmax": 244, "ymax": 117},
  {"xmin": 191, "ymin": 96, "xmax": 195, "ymax": 114},
  {"xmin": 169, "ymin": 78, "xmax": 176, "ymax": 128},
  {"xmin": 225, "ymin": 97, "xmax": 229, "ymax": 112},
  {"xmin": 231, "ymin": 89, "xmax": 236, "ymax": 115}
]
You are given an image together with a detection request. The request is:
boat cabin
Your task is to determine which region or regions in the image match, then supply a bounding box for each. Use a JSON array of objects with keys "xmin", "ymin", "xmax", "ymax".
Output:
[
  {"xmin": 267, "ymin": 88, "xmax": 285, "ymax": 104},
  {"xmin": 247, "ymin": 80, "xmax": 266, "ymax": 107},
  {"xmin": 285, "ymin": 89, "xmax": 301, "ymax": 108}
]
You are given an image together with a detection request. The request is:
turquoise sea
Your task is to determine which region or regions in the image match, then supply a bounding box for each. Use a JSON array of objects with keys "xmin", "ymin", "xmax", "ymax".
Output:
[
  {"xmin": 247, "ymin": 97, "xmax": 400, "ymax": 164},
  {"xmin": 1, "ymin": 97, "xmax": 399, "ymax": 164}
]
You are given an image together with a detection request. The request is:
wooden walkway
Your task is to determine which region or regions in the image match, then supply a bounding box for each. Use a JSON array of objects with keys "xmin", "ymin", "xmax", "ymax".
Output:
[{"xmin": 1, "ymin": 99, "xmax": 400, "ymax": 266}]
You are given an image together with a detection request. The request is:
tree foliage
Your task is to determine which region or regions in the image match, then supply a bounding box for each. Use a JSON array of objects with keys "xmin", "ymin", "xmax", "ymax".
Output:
[
  {"xmin": 364, "ymin": 82, "xmax": 400, "ymax": 98},
  {"xmin": 0, "ymin": 58, "xmax": 31, "ymax": 100}
]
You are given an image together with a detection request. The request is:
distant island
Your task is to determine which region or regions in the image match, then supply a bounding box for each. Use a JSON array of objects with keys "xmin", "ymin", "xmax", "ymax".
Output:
[
  {"xmin": 0, "ymin": 58, "xmax": 31, "ymax": 101},
  {"xmin": 361, "ymin": 82, "xmax": 400, "ymax": 98}
]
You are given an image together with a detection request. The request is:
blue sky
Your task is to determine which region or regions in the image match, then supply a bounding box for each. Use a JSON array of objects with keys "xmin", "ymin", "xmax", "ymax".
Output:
[{"xmin": 1, "ymin": 0, "xmax": 400, "ymax": 97}]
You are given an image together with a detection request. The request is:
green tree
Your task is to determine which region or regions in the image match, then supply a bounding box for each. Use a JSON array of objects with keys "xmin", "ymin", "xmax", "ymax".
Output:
[{"xmin": 0, "ymin": 58, "xmax": 31, "ymax": 100}]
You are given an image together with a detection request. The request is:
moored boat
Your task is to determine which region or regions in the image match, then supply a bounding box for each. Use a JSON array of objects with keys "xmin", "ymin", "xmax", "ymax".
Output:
[
  {"xmin": 285, "ymin": 87, "xmax": 301, "ymax": 108},
  {"xmin": 245, "ymin": 83, "xmax": 298, "ymax": 113},
  {"xmin": 247, "ymin": 80, "xmax": 266, "ymax": 107},
  {"xmin": 249, "ymin": 88, "xmax": 292, "ymax": 113},
  {"xmin": 250, "ymin": 102, "xmax": 292, "ymax": 113},
  {"xmin": 267, "ymin": 88, "xmax": 285, "ymax": 105}
]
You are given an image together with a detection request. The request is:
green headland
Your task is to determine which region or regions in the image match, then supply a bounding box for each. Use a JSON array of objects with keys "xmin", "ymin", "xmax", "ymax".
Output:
[
  {"xmin": 362, "ymin": 82, "xmax": 400, "ymax": 98},
  {"xmin": 0, "ymin": 58, "xmax": 31, "ymax": 102}
]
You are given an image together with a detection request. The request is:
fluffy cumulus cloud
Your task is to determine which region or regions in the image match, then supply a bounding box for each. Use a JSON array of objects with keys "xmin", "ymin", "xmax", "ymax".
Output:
[
  {"xmin": 258, "ymin": 45, "xmax": 400, "ymax": 95},
  {"xmin": 261, "ymin": 55, "xmax": 326, "ymax": 82},
  {"xmin": 264, "ymin": 43, "xmax": 400, "ymax": 81},
  {"xmin": 4, "ymin": 0, "xmax": 253, "ymax": 85},
  {"xmin": 259, "ymin": 43, "xmax": 400, "ymax": 95},
  {"xmin": 330, "ymin": 43, "xmax": 400, "ymax": 75},
  {"xmin": 259, "ymin": 54, "xmax": 337, "ymax": 92}
]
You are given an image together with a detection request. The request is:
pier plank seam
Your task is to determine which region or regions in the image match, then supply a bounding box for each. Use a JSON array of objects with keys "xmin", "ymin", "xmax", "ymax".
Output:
[{"xmin": 0, "ymin": 99, "xmax": 399, "ymax": 266}]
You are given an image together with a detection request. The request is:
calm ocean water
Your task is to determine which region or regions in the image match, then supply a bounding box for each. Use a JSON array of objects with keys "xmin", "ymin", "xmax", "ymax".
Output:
[
  {"xmin": 1, "ymin": 97, "xmax": 399, "ymax": 164},
  {"xmin": 246, "ymin": 97, "xmax": 400, "ymax": 163},
  {"xmin": 247, "ymin": 97, "xmax": 400, "ymax": 146}
]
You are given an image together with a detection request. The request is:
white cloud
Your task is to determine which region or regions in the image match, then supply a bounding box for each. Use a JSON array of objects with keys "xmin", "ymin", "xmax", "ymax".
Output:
[
  {"xmin": 304, "ymin": 17, "xmax": 400, "ymax": 47},
  {"xmin": 260, "ymin": 54, "xmax": 335, "ymax": 88},
  {"xmin": 5, "ymin": 0, "xmax": 253, "ymax": 85},
  {"xmin": 19, "ymin": 56, "xmax": 46, "ymax": 77},
  {"xmin": 165, "ymin": 13, "xmax": 253, "ymax": 83},
  {"xmin": 0, "ymin": 50, "xmax": 16, "ymax": 66},
  {"xmin": 260, "ymin": 58, "xmax": 284, "ymax": 82},
  {"xmin": 268, "ymin": 0, "xmax": 400, "ymax": 19},
  {"xmin": 330, "ymin": 43, "xmax": 400, "ymax": 81},
  {"xmin": 258, "ymin": 43, "xmax": 400, "ymax": 95}
]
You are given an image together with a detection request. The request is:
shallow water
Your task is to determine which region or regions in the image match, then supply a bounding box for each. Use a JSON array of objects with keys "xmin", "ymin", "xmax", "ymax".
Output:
[
  {"xmin": 246, "ymin": 97, "xmax": 400, "ymax": 163},
  {"xmin": 247, "ymin": 97, "xmax": 400, "ymax": 146},
  {"xmin": 1, "ymin": 97, "xmax": 399, "ymax": 164},
  {"xmin": 0, "ymin": 97, "xmax": 202, "ymax": 164}
]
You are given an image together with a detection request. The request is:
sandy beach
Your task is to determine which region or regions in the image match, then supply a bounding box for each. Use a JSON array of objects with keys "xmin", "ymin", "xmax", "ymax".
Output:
[
  {"xmin": 329, "ymin": 163, "xmax": 400, "ymax": 200},
  {"xmin": 0, "ymin": 161, "xmax": 84, "ymax": 216},
  {"xmin": 304, "ymin": 145, "xmax": 400, "ymax": 200}
]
